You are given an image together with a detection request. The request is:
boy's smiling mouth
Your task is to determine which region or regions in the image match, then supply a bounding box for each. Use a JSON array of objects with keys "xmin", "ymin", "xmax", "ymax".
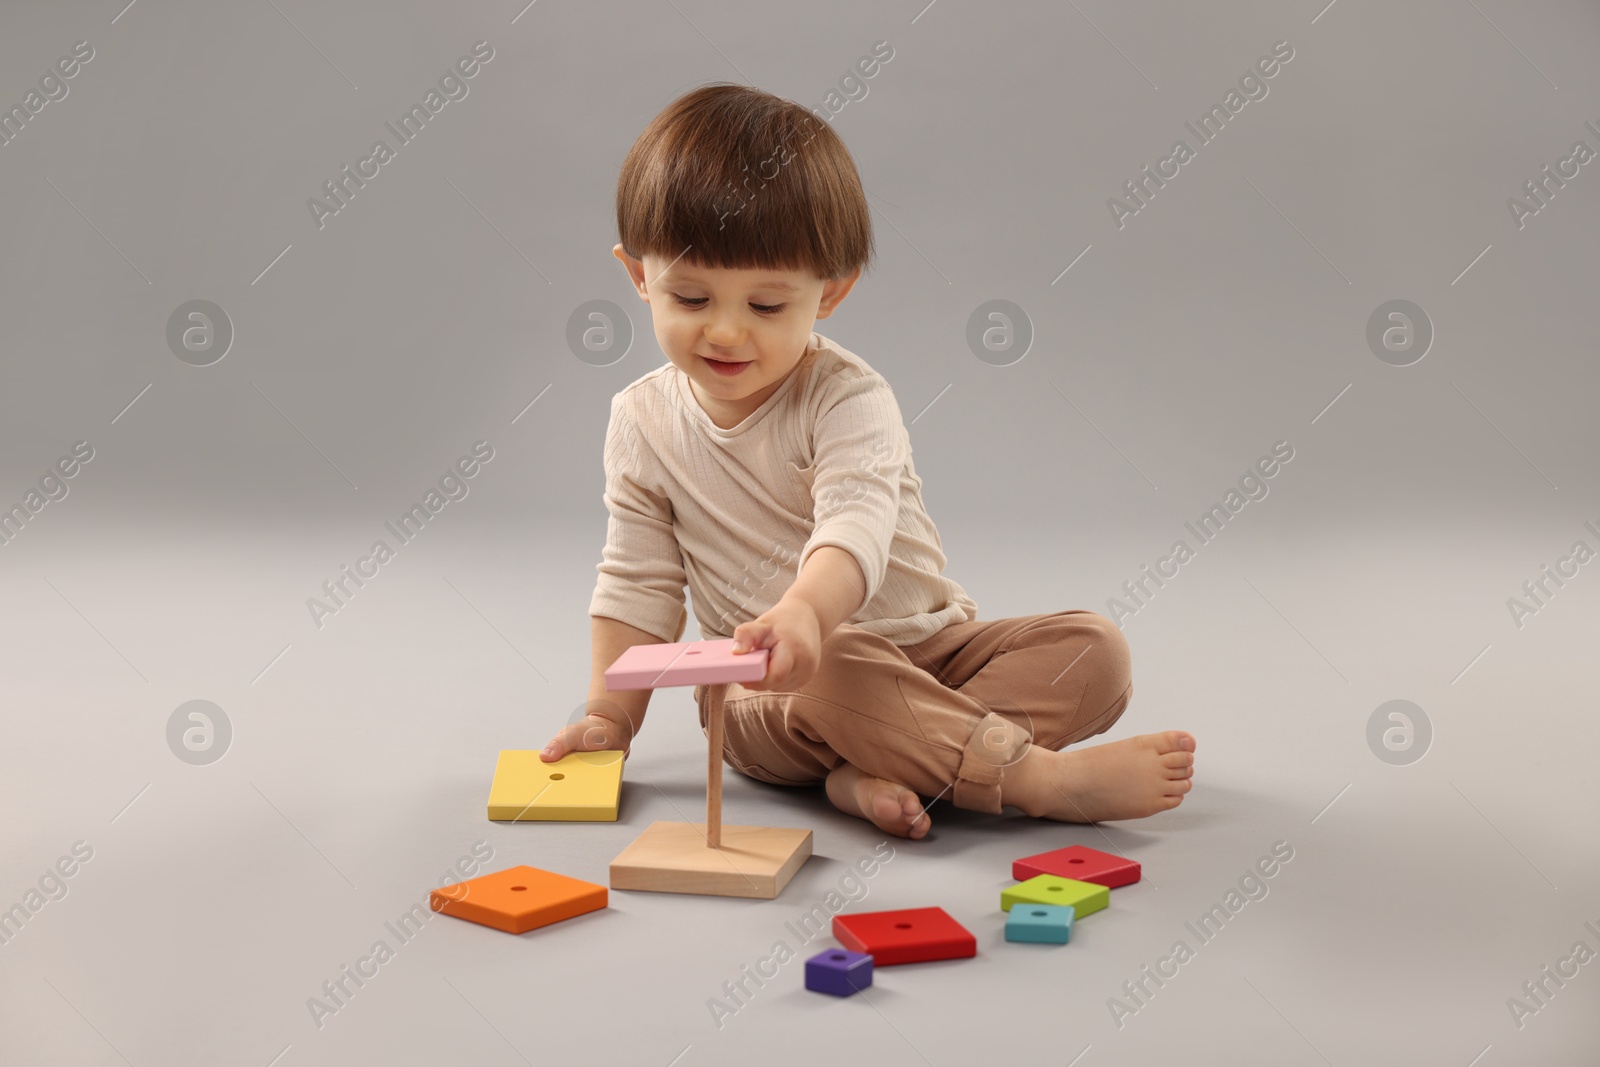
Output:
[{"xmin": 702, "ymin": 355, "xmax": 752, "ymax": 375}]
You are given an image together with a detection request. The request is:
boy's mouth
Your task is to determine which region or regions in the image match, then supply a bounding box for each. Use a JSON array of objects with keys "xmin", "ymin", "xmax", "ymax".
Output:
[{"xmin": 702, "ymin": 355, "xmax": 751, "ymax": 377}]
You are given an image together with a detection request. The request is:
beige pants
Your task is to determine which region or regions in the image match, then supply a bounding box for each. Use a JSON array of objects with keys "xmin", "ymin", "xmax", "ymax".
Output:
[{"xmin": 694, "ymin": 610, "xmax": 1132, "ymax": 815}]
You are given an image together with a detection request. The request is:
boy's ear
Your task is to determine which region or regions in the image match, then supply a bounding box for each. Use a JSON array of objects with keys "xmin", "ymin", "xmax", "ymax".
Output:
[
  {"xmin": 613, "ymin": 244, "xmax": 650, "ymax": 301},
  {"xmin": 815, "ymin": 267, "xmax": 861, "ymax": 320}
]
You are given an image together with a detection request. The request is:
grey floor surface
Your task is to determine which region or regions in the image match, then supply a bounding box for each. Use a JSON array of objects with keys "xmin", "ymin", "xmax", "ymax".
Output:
[{"xmin": 1, "ymin": 514, "xmax": 1596, "ymax": 1065}]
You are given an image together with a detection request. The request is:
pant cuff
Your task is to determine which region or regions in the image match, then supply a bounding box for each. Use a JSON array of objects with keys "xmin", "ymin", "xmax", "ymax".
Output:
[{"xmin": 952, "ymin": 710, "xmax": 1032, "ymax": 814}]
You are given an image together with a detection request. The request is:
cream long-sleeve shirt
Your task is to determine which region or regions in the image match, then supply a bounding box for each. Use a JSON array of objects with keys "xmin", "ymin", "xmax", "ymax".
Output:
[{"xmin": 587, "ymin": 331, "xmax": 978, "ymax": 647}]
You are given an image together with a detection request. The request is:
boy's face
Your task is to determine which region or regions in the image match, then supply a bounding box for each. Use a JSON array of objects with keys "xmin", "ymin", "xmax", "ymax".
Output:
[{"xmin": 615, "ymin": 246, "xmax": 859, "ymax": 429}]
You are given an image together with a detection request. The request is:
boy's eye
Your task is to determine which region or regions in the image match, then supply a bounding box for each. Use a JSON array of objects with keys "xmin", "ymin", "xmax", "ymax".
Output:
[{"xmin": 670, "ymin": 294, "xmax": 786, "ymax": 316}]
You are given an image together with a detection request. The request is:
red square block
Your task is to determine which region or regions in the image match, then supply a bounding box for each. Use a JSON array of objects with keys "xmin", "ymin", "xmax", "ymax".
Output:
[
  {"xmin": 1012, "ymin": 845, "xmax": 1140, "ymax": 888},
  {"xmin": 832, "ymin": 907, "xmax": 976, "ymax": 965}
]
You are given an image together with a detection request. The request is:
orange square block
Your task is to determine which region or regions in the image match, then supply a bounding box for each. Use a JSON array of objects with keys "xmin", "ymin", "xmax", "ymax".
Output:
[{"xmin": 429, "ymin": 864, "xmax": 606, "ymax": 934}]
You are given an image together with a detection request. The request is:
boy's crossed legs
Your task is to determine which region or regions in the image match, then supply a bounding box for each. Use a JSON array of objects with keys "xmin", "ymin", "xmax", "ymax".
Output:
[{"xmin": 694, "ymin": 611, "xmax": 1195, "ymax": 839}]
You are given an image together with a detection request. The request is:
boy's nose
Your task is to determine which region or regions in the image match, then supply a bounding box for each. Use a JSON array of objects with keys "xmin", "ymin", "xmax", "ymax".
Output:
[{"xmin": 704, "ymin": 318, "xmax": 745, "ymax": 347}]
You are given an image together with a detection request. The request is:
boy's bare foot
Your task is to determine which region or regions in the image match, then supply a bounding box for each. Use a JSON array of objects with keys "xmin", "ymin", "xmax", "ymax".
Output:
[
  {"xmin": 1003, "ymin": 731, "xmax": 1196, "ymax": 822},
  {"xmin": 825, "ymin": 762, "xmax": 931, "ymax": 839}
]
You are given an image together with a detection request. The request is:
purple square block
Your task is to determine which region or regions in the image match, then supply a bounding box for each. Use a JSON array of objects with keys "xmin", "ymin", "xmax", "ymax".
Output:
[{"xmin": 804, "ymin": 948, "xmax": 873, "ymax": 997}]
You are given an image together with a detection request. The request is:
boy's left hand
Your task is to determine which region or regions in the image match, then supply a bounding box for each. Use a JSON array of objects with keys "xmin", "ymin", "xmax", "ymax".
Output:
[{"xmin": 730, "ymin": 599, "xmax": 822, "ymax": 692}]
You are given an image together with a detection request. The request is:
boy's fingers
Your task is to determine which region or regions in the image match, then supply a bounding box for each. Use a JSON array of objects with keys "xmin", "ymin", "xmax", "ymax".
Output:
[
  {"xmin": 541, "ymin": 722, "xmax": 585, "ymax": 759},
  {"xmin": 732, "ymin": 621, "xmax": 772, "ymax": 654},
  {"xmin": 539, "ymin": 722, "xmax": 587, "ymax": 761},
  {"xmin": 541, "ymin": 716, "xmax": 630, "ymax": 760},
  {"xmin": 763, "ymin": 643, "xmax": 792, "ymax": 688},
  {"xmin": 580, "ymin": 718, "xmax": 628, "ymax": 750}
]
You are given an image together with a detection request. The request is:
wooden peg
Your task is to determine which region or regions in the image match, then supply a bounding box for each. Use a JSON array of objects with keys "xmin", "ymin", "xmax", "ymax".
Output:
[{"xmin": 706, "ymin": 682, "xmax": 724, "ymax": 849}]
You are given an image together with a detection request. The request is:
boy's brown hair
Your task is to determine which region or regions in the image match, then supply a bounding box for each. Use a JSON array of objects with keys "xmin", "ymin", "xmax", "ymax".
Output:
[{"xmin": 616, "ymin": 82, "xmax": 874, "ymax": 282}]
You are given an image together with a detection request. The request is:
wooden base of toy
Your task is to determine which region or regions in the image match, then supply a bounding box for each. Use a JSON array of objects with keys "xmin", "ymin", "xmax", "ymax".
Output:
[
  {"xmin": 608, "ymin": 683, "xmax": 812, "ymax": 900},
  {"xmin": 609, "ymin": 820, "xmax": 813, "ymax": 899}
]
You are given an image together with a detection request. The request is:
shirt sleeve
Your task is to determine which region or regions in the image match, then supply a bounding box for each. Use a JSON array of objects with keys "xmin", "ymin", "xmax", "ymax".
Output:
[
  {"xmin": 587, "ymin": 394, "xmax": 689, "ymax": 643},
  {"xmin": 796, "ymin": 371, "xmax": 908, "ymax": 610}
]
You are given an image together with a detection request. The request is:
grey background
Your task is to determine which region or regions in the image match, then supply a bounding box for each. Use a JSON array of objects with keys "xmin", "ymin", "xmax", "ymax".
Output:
[{"xmin": 2, "ymin": 0, "xmax": 1597, "ymax": 1064}]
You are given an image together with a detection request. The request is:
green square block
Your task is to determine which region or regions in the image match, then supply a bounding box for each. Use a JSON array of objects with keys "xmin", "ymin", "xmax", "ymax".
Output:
[
  {"xmin": 1005, "ymin": 903, "xmax": 1075, "ymax": 944},
  {"xmin": 1001, "ymin": 875, "xmax": 1109, "ymax": 918}
]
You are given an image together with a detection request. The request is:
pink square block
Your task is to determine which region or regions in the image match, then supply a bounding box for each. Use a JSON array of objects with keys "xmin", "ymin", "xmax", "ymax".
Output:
[{"xmin": 604, "ymin": 638, "xmax": 769, "ymax": 691}]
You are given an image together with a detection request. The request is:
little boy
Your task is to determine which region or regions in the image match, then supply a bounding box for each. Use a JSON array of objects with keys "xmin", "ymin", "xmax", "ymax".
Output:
[{"xmin": 540, "ymin": 83, "xmax": 1194, "ymax": 838}]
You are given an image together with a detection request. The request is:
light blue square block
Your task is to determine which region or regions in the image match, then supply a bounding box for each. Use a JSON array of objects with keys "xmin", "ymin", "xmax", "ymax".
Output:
[{"xmin": 1005, "ymin": 903, "xmax": 1074, "ymax": 944}]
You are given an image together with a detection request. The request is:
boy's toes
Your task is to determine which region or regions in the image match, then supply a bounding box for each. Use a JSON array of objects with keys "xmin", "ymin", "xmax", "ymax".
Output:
[
  {"xmin": 1153, "ymin": 730, "xmax": 1195, "ymax": 754},
  {"xmin": 869, "ymin": 789, "xmax": 904, "ymax": 827},
  {"xmin": 861, "ymin": 780, "xmax": 930, "ymax": 839},
  {"xmin": 826, "ymin": 763, "xmax": 933, "ymax": 839},
  {"xmin": 902, "ymin": 792, "xmax": 930, "ymax": 839}
]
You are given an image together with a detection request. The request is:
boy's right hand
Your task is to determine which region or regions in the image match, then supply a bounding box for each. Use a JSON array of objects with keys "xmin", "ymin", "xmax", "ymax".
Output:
[{"xmin": 540, "ymin": 706, "xmax": 635, "ymax": 762}]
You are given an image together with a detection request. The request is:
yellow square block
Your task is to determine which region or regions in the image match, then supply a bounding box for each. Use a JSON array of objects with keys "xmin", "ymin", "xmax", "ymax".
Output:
[{"xmin": 487, "ymin": 750, "xmax": 623, "ymax": 821}]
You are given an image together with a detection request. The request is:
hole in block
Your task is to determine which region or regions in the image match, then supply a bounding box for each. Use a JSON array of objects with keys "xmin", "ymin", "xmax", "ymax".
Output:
[
  {"xmin": 1032, "ymin": 910, "xmax": 1048, "ymax": 917},
  {"xmin": 1047, "ymin": 886, "xmax": 1062, "ymax": 892},
  {"xmin": 510, "ymin": 886, "xmax": 527, "ymax": 891},
  {"xmin": 549, "ymin": 773, "xmax": 566, "ymax": 780},
  {"xmin": 1070, "ymin": 858, "xmax": 1085, "ymax": 864},
  {"xmin": 894, "ymin": 922, "xmax": 912, "ymax": 929},
  {"xmin": 830, "ymin": 953, "xmax": 847, "ymax": 960}
]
